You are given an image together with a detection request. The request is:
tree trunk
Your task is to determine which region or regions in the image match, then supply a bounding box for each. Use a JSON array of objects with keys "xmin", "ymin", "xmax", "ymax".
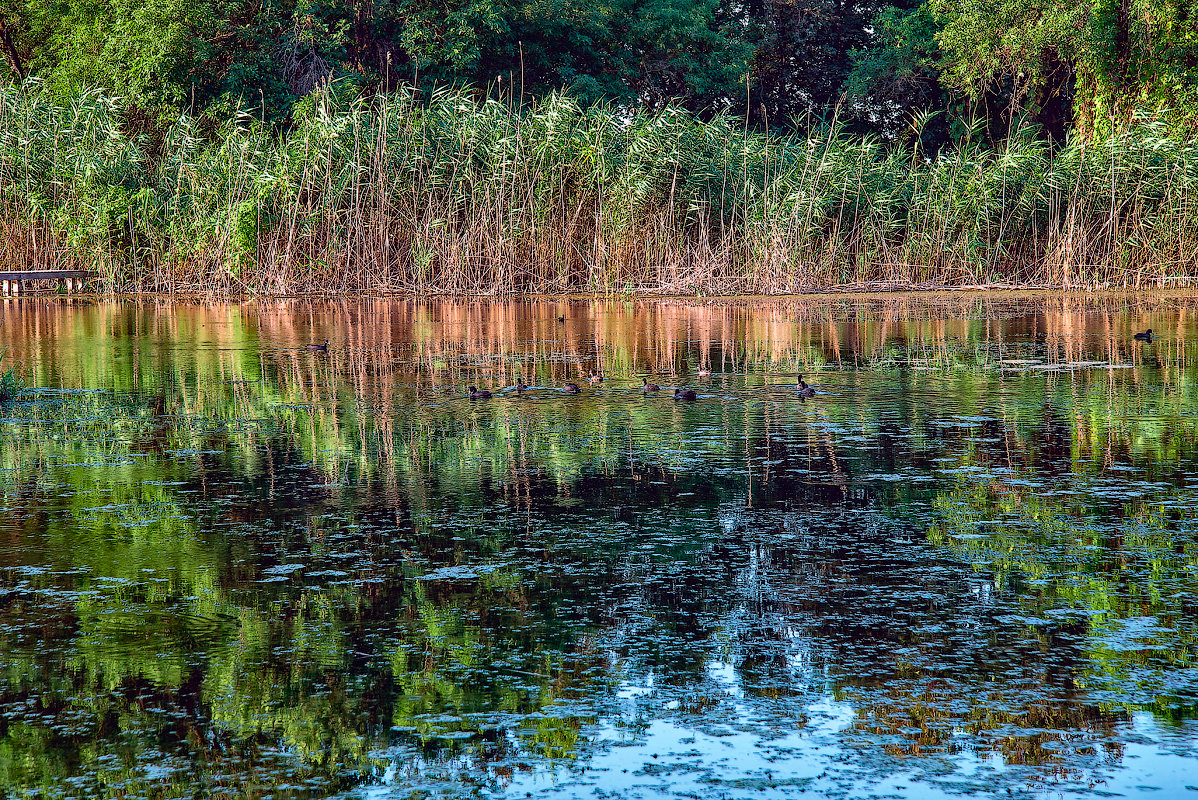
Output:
[
  {"xmin": 0, "ymin": 13, "xmax": 25, "ymax": 80},
  {"xmin": 1035, "ymin": 54, "xmax": 1074, "ymax": 143},
  {"xmin": 1113, "ymin": 0, "xmax": 1132, "ymax": 120}
]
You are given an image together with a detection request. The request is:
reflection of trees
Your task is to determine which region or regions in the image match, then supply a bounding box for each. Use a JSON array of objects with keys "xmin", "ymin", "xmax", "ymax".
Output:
[
  {"xmin": 686, "ymin": 507, "xmax": 1154, "ymax": 782},
  {"xmin": 2, "ymin": 295, "xmax": 1198, "ymax": 795}
]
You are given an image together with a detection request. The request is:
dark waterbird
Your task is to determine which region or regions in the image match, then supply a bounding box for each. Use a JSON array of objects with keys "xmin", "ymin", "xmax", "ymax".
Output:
[
  {"xmin": 467, "ymin": 385, "xmax": 492, "ymax": 399},
  {"xmin": 564, "ymin": 382, "xmax": 581, "ymax": 394},
  {"xmin": 674, "ymin": 388, "xmax": 698, "ymax": 401},
  {"xmin": 796, "ymin": 374, "xmax": 815, "ymax": 397},
  {"xmin": 557, "ymin": 315, "xmax": 566, "ymax": 323},
  {"xmin": 1134, "ymin": 328, "xmax": 1154, "ymax": 341},
  {"xmin": 305, "ymin": 339, "xmax": 329, "ymax": 352},
  {"xmin": 516, "ymin": 379, "xmax": 529, "ymax": 392},
  {"xmin": 642, "ymin": 377, "xmax": 660, "ymax": 392}
]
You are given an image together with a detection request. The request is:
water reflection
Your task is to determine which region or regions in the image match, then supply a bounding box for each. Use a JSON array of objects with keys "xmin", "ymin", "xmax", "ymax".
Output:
[{"xmin": 2, "ymin": 295, "xmax": 1198, "ymax": 798}]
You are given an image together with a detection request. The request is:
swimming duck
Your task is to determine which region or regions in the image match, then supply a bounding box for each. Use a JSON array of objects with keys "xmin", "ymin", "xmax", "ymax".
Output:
[
  {"xmin": 564, "ymin": 382, "xmax": 581, "ymax": 394},
  {"xmin": 796, "ymin": 374, "xmax": 815, "ymax": 397},
  {"xmin": 1134, "ymin": 329, "xmax": 1153, "ymax": 341},
  {"xmin": 589, "ymin": 370, "xmax": 604, "ymax": 384},
  {"xmin": 516, "ymin": 379, "xmax": 529, "ymax": 392},
  {"xmin": 642, "ymin": 377, "xmax": 660, "ymax": 392},
  {"xmin": 557, "ymin": 315, "xmax": 566, "ymax": 323},
  {"xmin": 467, "ymin": 385, "xmax": 492, "ymax": 399},
  {"xmin": 674, "ymin": 388, "xmax": 698, "ymax": 401},
  {"xmin": 305, "ymin": 338, "xmax": 329, "ymax": 352}
]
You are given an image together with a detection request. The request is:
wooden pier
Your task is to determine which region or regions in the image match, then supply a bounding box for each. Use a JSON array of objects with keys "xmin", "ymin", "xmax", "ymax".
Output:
[{"xmin": 0, "ymin": 270, "xmax": 94, "ymax": 296}]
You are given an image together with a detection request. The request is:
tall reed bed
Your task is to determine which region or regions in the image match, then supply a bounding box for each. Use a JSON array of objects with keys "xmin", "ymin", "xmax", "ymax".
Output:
[{"xmin": 2, "ymin": 83, "xmax": 1198, "ymax": 295}]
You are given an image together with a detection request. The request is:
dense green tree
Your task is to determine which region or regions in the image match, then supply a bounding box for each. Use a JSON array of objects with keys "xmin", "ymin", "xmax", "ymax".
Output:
[
  {"xmin": 746, "ymin": 0, "xmax": 874, "ymax": 125},
  {"xmin": 370, "ymin": 0, "xmax": 752, "ymax": 110},
  {"xmin": 933, "ymin": 0, "xmax": 1198, "ymax": 136},
  {"xmin": 0, "ymin": 0, "xmax": 753, "ymax": 115},
  {"xmin": 844, "ymin": 1, "xmax": 946, "ymax": 139},
  {"xmin": 0, "ymin": 0, "xmax": 295, "ymax": 116},
  {"xmin": 607, "ymin": 0, "xmax": 751, "ymax": 110},
  {"xmin": 1, "ymin": 0, "xmax": 1197, "ymax": 139}
]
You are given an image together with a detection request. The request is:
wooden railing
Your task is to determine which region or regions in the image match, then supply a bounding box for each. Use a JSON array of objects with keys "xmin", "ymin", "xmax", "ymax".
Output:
[{"xmin": 0, "ymin": 270, "xmax": 94, "ymax": 295}]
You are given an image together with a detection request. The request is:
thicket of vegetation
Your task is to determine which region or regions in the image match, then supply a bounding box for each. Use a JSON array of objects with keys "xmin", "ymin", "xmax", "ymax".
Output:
[
  {"xmin": 4, "ymin": 0, "xmax": 1197, "ymax": 135},
  {"xmin": 3, "ymin": 84, "xmax": 1198, "ymax": 294},
  {"xmin": 1, "ymin": 0, "xmax": 1197, "ymax": 293}
]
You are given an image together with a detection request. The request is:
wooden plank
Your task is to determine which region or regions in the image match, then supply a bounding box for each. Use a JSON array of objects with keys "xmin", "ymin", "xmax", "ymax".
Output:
[{"xmin": 0, "ymin": 270, "xmax": 94, "ymax": 280}]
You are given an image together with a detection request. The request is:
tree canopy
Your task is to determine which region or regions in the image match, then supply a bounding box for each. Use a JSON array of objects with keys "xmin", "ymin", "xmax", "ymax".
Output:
[{"xmin": 0, "ymin": 0, "xmax": 1196, "ymax": 138}]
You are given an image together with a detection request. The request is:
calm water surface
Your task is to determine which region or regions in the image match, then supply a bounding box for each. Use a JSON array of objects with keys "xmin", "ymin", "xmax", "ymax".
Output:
[{"xmin": 2, "ymin": 295, "xmax": 1198, "ymax": 799}]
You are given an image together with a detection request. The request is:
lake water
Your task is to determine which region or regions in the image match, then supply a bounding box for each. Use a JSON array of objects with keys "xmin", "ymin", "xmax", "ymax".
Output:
[{"xmin": 2, "ymin": 295, "xmax": 1198, "ymax": 799}]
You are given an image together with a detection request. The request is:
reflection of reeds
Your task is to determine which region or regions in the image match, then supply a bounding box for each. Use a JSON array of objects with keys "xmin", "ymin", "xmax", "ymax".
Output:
[
  {"xmin": 6, "ymin": 295, "xmax": 1198, "ymax": 492},
  {"xmin": 4, "ymin": 85, "xmax": 1198, "ymax": 295},
  {"xmin": 11, "ymin": 295, "xmax": 1198, "ymax": 389}
]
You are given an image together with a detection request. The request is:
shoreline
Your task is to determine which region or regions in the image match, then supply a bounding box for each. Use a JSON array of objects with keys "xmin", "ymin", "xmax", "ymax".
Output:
[{"xmin": 5, "ymin": 283, "xmax": 1198, "ymax": 302}]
